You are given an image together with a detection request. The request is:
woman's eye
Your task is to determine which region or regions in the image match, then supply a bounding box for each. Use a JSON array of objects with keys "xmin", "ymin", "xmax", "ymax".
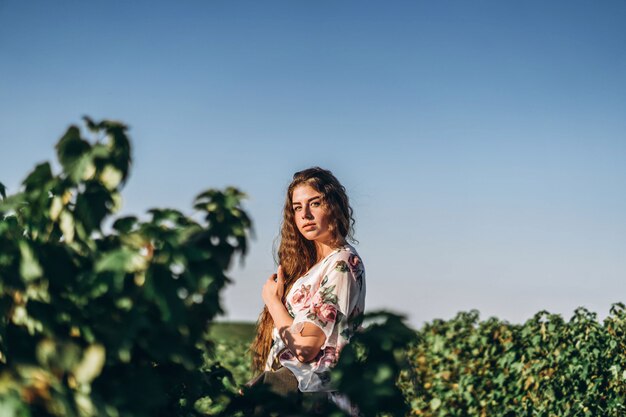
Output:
[
  {"xmin": 311, "ymin": 201, "xmax": 320, "ymax": 207},
  {"xmin": 293, "ymin": 206, "xmax": 301, "ymax": 212}
]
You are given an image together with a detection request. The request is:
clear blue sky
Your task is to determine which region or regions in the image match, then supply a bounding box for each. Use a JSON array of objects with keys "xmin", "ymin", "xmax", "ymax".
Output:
[{"xmin": 2, "ymin": 0, "xmax": 625, "ymax": 327}]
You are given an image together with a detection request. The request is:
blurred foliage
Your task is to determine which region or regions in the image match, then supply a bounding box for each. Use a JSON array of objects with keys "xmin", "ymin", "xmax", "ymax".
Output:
[
  {"xmin": 0, "ymin": 117, "xmax": 252, "ymax": 417},
  {"xmin": 333, "ymin": 311, "xmax": 418, "ymax": 417},
  {"xmin": 211, "ymin": 312, "xmax": 417, "ymax": 417}
]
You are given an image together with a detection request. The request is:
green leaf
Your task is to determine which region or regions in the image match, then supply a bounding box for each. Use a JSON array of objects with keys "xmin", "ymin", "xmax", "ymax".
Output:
[
  {"xmin": 96, "ymin": 248, "xmax": 146, "ymax": 273},
  {"xmin": 36, "ymin": 339, "xmax": 57, "ymax": 366},
  {"xmin": 430, "ymin": 397, "xmax": 442, "ymax": 411},
  {"xmin": 373, "ymin": 364, "xmax": 393, "ymax": 384},
  {"xmin": 23, "ymin": 162, "xmax": 53, "ymax": 192},
  {"xmin": 74, "ymin": 344, "xmax": 106, "ymax": 384},
  {"xmin": 49, "ymin": 196, "xmax": 63, "ymax": 221},
  {"xmin": 59, "ymin": 210, "xmax": 75, "ymax": 243},
  {"xmin": 112, "ymin": 216, "xmax": 138, "ymax": 233},
  {"xmin": 147, "ymin": 208, "xmax": 185, "ymax": 225},
  {"xmin": 74, "ymin": 182, "xmax": 112, "ymax": 233},
  {"xmin": 18, "ymin": 241, "xmax": 42, "ymax": 281},
  {"xmin": 83, "ymin": 115, "xmax": 100, "ymax": 132},
  {"xmin": 55, "ymin": 125, "xmax": 92, "ymax": 181},
  {"xmin": 102, "ymin": 122, "xmax": 132, "ymax": 184},
  {"xmin": 100, "ymin": 165, "xmax": 123, "ymax": 190},
  {"xmin": 71, "ymin": 153, "xmax": 96, "ymax": 183}
]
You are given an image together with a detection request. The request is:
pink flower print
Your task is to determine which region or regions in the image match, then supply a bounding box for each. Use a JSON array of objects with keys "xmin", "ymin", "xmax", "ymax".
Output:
[
  {"xmin": 279, "ymin": 349, "xmax": 295, "ymax": 362},
  {"xmin": 318, "ymin": 303, "xmax": 337, "ymax": 324},
  {"xmin": 316, "ymin": 346, "xmax": 338, "ymax": 368},
  {"xmin": 308, "ymin": 288, "xmax": 338, "ymax": 326},
  {"xmin": 310, "ymin": 291, "xmax": 324, "ymax": 309},
  {"xmin": 348, "ymin": 254, "xmax": 360, "ymax": 270},
  {"xmin": 349, "ymin": 254, "xmax": 364, "ymax": 289},
  {"xmin": 290, "ymin": 285, "xmax": 312, "ymax": 310}
]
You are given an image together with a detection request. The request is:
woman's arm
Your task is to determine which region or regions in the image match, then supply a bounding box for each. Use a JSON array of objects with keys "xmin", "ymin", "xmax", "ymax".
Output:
[{"xmin": 262, "ymin": 266, "xmax": 326, "ymax": 363}]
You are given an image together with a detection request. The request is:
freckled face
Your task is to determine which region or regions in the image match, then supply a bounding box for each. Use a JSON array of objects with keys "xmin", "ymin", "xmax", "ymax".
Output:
[{"xmin": 291, "ymin": 184, "xmax": 333, "ymax": 244}]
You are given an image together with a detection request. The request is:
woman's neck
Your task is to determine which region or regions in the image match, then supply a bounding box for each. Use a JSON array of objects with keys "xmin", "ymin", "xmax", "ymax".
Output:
[{"xmin": 314, "ymin": 238, "xmax": 347, "ymax": 261}]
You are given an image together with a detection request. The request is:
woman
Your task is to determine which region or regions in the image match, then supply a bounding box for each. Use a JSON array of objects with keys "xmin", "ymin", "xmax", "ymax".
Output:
[{"xmin": 249, "ymin": 167, "xmax": 366, "ymax": 414}]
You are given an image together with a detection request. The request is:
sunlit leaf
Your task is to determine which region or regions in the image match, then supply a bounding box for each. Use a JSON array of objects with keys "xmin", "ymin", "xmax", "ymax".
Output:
[
  {"xmin": 59, "ymin": 210, "xmax": 75, "ymax": 243},
  {"xmin": 100, "ymin": 165, "xmax": 123, "ymax": 190},
  {"xmin": 74, "ymin": 344, "xmax": 105, "ymax": 384},
  {"xmin": 74, "ymin": 153, "xmax": 96, "ymax": 182},
  {"xmin": 18, "ymin": 241, "xmax": 42, "ymax": 281},
  {"xmin": 96, "ymin": 248, "xmax": 146, "ymax": 273},
  {"xmin": 55, "ymin": 125, "xmax": 92, "ymax": 181},
  {"xmin": 49, "ymin": 196, "xmax": 63, "ymax": 221}
]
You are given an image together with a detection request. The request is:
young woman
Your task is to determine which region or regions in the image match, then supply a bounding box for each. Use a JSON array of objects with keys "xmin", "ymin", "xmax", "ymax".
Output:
[{"xmin": 249, "ymin": 167, "xmax": 366, "ymax": 414}]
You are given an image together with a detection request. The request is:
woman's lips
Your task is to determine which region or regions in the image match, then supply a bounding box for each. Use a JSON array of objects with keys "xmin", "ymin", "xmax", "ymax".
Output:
[{"xmin": 302, "ymin": 223, "xmax": 316, "ymax": 229}]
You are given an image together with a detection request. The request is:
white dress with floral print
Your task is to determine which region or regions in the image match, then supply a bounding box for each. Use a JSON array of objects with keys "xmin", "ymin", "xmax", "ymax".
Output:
[{"xmin": 265, "ymin": 244, "xmax": 366, "ymax": 398}]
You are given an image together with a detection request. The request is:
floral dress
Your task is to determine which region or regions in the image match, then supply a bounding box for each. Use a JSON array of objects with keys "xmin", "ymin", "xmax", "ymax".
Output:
[{"xmin": 265, "ymin": 244, "xmax": 366, "ymax": 400}]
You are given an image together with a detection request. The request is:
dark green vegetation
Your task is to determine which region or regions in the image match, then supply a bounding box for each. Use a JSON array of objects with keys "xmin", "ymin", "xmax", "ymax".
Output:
[
  {"xmin": 211, "ymin": 308, "xmax": 626, "ymax": 417},
  {"xmin": 0, "ymin": 118, "xmax": 252, "ymax": 417},
  {"xmin": 209, "ymin": 322, "xmax": 255, "ymax": 344},
  {"xmin": 404, "ymin": 306, "xmax": 626, "ymax": 416},
  {"xmin": 2, "ymin": 118, "xmax": 625, "ymax": 416},
  {"xmin": 207, "ymin": 323, "xmax": 255, "ymax": 388}
]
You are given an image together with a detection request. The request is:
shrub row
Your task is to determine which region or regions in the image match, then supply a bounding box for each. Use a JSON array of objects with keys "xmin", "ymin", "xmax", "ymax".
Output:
[
  {"xmin": 403, "ymin": 306, "xmax": 626, "ymax": 417},
  {"xmin": 206, "ymin": 306, "xmax": 626, "ymax": 417}
]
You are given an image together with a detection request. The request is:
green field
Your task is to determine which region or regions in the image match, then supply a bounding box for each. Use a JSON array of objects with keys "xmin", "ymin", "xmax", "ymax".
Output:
[
  {"xmin": 207, "ymin": 322, "xmax": 256, "ymax": 386},
  {"xmin": 209, "ymin": 321, "xmax": 256, "ymax": 343}
]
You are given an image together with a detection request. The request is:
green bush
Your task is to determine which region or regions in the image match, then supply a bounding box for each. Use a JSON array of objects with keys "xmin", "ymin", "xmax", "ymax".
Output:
[
  {"xmin": 0, "ymin": 118, "xmax": 252, "ymax": 417},
  {"xmin": 406, "ymin": 306, "xmax": 626, "ymax": 417},
  {"xmin": 207, "ymin": 306, "xmax": 626, "ymax": 416},
  {"xmin": 333, "ymin": 312, "xmax": 418, "ymax": 417}
]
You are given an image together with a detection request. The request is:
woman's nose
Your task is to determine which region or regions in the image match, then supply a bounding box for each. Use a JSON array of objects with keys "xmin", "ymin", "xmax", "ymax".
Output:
[{"xmin": 301, "ymin": 206, "xmax": 313, "ymax": 219}]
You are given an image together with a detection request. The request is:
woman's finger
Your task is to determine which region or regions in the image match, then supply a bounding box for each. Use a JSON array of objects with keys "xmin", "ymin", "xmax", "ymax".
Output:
[{"xmin": 276, "ymin": 265, "xmax": 285, "ymax": 284}]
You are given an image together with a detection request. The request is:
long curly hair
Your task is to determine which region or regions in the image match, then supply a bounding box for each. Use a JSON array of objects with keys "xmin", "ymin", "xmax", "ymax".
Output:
[{"xmin": 250, "ymin": 167, "xmax": 355, "ymax": 373}]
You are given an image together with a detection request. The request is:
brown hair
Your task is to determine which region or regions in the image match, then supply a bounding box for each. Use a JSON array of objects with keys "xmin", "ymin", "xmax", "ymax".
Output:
[{"xmin": 250, "ymin": 167, "xmax": 355, "ymax": 372}]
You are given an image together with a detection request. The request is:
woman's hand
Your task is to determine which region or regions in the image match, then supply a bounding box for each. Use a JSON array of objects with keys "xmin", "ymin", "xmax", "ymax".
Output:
[
  {"xmin": 261, "ymin": 265, "xmax": 326, "ymax": 362},
  {"xmin": 262, "ymin": 265, "xmax": 285, "ymax": 307}
]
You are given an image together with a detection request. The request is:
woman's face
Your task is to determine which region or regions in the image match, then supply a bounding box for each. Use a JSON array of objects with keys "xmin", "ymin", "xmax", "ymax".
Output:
[{"xmin": 291, "ymin": 184, "xmax": 334, "ymax": 244}]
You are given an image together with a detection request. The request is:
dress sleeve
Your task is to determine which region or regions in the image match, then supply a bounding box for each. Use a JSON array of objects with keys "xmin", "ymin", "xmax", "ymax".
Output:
[{"xmin": 290, "ymin": 254, "xmax": 359, "ymax": 345}]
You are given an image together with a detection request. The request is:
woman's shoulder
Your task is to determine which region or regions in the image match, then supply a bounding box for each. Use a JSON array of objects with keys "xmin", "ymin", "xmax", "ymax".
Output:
[{"xmin": 322, "ymin": 244, "xmax": 365, "ymax": 275}]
